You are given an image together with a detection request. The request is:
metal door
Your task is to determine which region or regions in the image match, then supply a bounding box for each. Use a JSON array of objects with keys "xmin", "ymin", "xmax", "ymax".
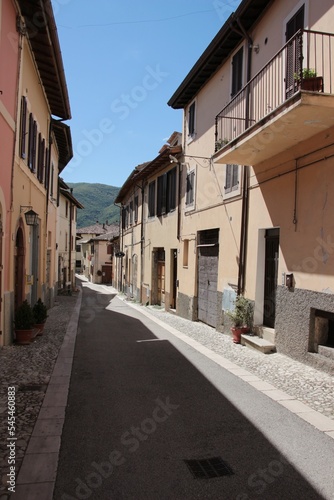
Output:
[{"xmin": 263, "ymin": 229, "xmax": 279, "ymax": 328}]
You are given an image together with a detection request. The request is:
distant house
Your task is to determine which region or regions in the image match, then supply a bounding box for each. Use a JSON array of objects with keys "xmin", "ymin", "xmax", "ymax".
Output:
[
  {"xmin": 57, "ymin": 179, "xmax": 83, "ymax": 292},
  {"xmin": 77, "ymin": 223, "xmax": 119, "ymax": 283},
  {"xmin": 115, "ymin": 132, "xmax": 182, "ymax": 304}
]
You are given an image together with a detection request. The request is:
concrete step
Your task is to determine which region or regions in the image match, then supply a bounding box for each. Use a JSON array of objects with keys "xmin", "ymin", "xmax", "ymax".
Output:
[
  {"xmin": 262, "ymin": 327, "xmax": 276, "ymax": 344},
  {"xmin": 241, "ymin": 334, "xmax": 276, "ymax": 354}
]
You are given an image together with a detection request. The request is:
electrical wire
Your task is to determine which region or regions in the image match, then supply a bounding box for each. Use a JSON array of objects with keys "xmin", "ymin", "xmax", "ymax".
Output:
[{"xmin": 58, "ymin": 9, "xmax": 216, "ymax": 29}]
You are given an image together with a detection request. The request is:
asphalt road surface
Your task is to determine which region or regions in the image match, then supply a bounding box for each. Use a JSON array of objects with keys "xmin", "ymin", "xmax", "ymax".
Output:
[{"xmin": 54, "ymin": 283, "xmax": 334, "ymax": 500}]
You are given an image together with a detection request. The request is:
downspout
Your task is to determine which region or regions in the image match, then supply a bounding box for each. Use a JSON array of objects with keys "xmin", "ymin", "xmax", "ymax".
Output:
[
  {"xmin": 235, "ymin": 17, "xmax": 252, "ymax": 296},
  {"xmin": 177, "ymin": 162, "xmax": 182, "ymax": 241}
]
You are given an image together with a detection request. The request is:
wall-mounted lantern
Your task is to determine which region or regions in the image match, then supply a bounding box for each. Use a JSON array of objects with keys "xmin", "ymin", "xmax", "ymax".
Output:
[{"xmin": 20, "ymin": 206, "xmax": 38, "ymax": 226}]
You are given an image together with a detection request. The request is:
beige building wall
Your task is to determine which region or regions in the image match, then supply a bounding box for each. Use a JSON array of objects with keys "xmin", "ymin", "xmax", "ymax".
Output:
[
  {"xmin": 169, "ymin": 0, "xmax": 334, "ymax": 370},
  {"xmin": 12, "ymin": 37, "xmax": 53, "ymax": 308},
  {"xmin": 122, "ymin": 185, "xmax": 143, "ymax": 301}
]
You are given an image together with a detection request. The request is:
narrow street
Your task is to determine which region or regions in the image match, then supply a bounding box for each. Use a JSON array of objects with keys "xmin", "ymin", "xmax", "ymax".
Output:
[{"xmin": 54, "ymin": 283, "xmax": 334, "ymax": 500}]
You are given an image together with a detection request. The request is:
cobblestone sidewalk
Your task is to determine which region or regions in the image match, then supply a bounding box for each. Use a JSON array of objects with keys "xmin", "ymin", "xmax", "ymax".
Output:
[{"xmin": 0, "ymin": 293, "xmax": 78, "ymax": 499}]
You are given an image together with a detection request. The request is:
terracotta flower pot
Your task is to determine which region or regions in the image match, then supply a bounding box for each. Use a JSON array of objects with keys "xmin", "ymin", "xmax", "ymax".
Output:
[
  {"xmin": 231, "ymin": 327, "xmax": 243, "ymax": 344},
  {"xmin": 15, "ymin": 329, "xmax": 34, "ymax": 345},
  {"xmin": 34, "ymin": 322, "xmax": 45, "ymax": 336}
]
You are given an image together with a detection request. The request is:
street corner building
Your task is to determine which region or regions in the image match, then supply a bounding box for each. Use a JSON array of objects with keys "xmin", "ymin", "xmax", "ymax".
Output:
[{"xmin": 0, "ymin": 0, "xmax": 79, "ymax": 345}]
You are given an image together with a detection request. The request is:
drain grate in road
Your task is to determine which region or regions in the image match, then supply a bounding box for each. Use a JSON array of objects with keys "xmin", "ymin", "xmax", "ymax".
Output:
[
  {"xmin": 184, "ymin": 457, "xmax": 234, "ymax": 479},
  {"xmin": 18, "ymin": 384, "xmax": 47, "ymax": 392}
]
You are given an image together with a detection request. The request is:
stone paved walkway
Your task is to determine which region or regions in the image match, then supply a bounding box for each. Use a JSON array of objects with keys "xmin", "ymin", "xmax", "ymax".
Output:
[
  {"xmin": 0, "ymin": 293, "xmax": 78, "ymax": 499},
  {"xmin": 0, "ymin": 282, "xmax": 333, "ymax": 499}
]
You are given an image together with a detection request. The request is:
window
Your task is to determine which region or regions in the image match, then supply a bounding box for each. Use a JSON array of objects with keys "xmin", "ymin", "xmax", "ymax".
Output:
[
  {"xmin": 65, "ymin": 232, "xmax": 68, "ymax": 251},
  {"xmin": 148, "ymin": 181, "xmax": 156, "ymax": 217},
  {"xmin": 65, "ymin": 201, "xmax": 69, "ymax": 218},
  {"xmin": 20, "ymin": 96, "xmax": 27, "ymax": 159},
  {"xmin": 107, "ymin": 244, "xmax": 112, "ymax": 255},
  {"xmin": 76, "ymin": 245, "xmax": 81, "ymax": 252},
  {"xmin": 157, "ymin": 174, "xmax": 167, "ymax": 216},
  {"xmin": 188, "ymin": 101, "xmax": 196, "ymax": 137},
  {"xmin": 231, "ymin": 47, "xmax": 243, "ymax": 96},
  {"xmin": 225, "ymin": 164, "xmax": 239, "ymax": 194},
  {"xmin": 167, "ymin": 167, "xmax": 177, "ymax": 212},
  {"xmin": 186, "ymin": 170, "xmax": 195, "ymax": 206}
]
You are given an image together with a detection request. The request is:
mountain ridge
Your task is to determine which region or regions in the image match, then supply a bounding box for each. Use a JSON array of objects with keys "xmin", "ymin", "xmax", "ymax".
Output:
[{"xmin": 67, "ymin": 182, "xmax": 121, "ymax": 228}]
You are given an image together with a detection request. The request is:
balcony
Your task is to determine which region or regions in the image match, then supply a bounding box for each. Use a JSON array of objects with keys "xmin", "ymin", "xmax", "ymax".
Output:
[{"xmin": 214, "ymin": 30, "xmax": 334, "ymax": 167}]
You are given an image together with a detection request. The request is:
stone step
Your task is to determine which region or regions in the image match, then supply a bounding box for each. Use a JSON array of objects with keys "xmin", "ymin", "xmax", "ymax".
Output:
[{"xmin": 241, "ymin": 334, "xmax": 276, "ymax": 354}]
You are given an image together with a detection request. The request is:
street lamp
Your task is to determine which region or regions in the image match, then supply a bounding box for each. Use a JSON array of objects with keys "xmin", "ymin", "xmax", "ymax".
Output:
[{"xmin": 20, "ymin": 206, "xmax": 38, "ymax": 226}]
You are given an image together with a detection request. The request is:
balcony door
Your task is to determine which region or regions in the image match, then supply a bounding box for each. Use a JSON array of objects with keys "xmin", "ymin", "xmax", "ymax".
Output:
[{"xmin": 286, "ymin": 5, "xmax": 305, "ymax": 98}]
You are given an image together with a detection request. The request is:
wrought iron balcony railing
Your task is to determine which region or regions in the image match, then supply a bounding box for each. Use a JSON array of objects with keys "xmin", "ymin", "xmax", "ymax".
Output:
[{"xmin": 215, "ymin": 29, "xmax": 334, "ymax": 152}]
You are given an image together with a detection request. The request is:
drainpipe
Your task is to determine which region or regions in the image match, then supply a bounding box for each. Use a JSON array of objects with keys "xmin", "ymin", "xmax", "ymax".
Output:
[
  {"xmin": 68, "ymin": 195, "xmax": 73, "ymax": 293},
  {"xmin": 235, "ymin": 17, "xmax": 253, "ymax": 296}
]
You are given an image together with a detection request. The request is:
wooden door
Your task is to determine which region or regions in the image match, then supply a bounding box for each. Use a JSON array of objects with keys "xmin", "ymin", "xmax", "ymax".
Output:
[
  {"xmin": 102, "ymin": 265, "xmax": 112, "ymax": 283},
  {"xmin": 197, "ymin": 245, "xmax": 219, "ymax": 327},
  {"xmin": 157, "ymin": 261, "xmax": 165, "ymax": 305}
]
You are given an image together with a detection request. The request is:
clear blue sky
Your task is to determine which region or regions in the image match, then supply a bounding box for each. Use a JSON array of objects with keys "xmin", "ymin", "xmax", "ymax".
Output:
[{"xmin": 52, "ymin": 0, "xmax": 238, "ymax": 187}]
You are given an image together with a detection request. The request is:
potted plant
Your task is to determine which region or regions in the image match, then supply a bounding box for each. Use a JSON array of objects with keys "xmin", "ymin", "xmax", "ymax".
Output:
[
  {"xmin": 33, "ymin": 298, "xmax": 48, "ymax": 335},
  {"xmin": 294, "ymin": 68, "xmax": 323, "ymax": 92},
  {"xmin": 226, "ymin": 295, "xmax": 254, "ymax": 344},
  {"xmin": 14, "ymin": 300, "xmax": 36, "ymax": 345},
  {"xmin": 215, "ymin": 138, "xmax": 230, "ymax": 151}
]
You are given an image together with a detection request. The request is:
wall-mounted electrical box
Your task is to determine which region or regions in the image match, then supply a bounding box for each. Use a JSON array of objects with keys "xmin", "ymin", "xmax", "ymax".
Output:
[{"xmin": 286, "ymin": 273, "xmax": 294, "ymax": 289}]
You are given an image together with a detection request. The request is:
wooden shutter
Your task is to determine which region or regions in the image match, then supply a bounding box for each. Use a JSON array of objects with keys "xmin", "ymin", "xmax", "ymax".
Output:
[{"xmin": 20, "ymin": 96, "xmax": 27, "ymax": 159}]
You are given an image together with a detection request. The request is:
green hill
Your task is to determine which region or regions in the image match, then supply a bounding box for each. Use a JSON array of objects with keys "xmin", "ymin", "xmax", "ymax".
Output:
[{"xmin": 67, "ymin": 182, "xmax": 121, "ymax": 228}]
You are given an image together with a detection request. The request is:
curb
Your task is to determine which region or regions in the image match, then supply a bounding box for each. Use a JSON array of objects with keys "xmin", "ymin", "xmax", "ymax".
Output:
[{"xmin": 12, "ymin": 287, "xmax": 83, "ymax": 500}]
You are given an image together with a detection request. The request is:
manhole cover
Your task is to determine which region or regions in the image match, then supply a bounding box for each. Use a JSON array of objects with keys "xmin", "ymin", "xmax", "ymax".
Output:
[{"xmin": 184, "ymin": 457, "xmax": 234, "ymax": 479}]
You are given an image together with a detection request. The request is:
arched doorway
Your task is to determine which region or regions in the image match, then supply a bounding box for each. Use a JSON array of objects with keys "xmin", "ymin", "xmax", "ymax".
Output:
[{"xmin": 15, "ymin": 227, "xmax": 25, "ymax": 309}]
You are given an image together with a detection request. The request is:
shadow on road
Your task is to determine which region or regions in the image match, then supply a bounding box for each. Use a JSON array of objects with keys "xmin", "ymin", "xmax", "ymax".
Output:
[{"xmin": 54, "ymin": 286, "xmax": 327, "ymax": 500}]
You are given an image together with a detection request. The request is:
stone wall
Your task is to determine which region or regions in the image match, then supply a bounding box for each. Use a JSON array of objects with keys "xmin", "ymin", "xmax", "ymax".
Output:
[
  {"xmin": 276, "ymin": 285, "xmax": 334, "ymax": 371},
  {"xmin": 176, "ymin": 292, "xmax": 197, "ymax": 321}
]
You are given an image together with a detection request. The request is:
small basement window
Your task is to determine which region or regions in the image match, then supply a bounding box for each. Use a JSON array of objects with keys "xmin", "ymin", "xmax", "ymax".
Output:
[{"xmin": 309, "ymin": 308, "xmax": 334, "ymax": 353}]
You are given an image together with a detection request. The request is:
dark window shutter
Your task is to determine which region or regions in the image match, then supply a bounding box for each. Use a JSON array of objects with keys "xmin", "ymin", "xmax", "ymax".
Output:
[
  {"xmin": 20, "ymin": 96, "xmax": 27, "ymax": 159},
  {"xmin": 167, "ymin": 167, "xmax": 176, "ymax": 212},
  {"xmin": 232, "ymin": 47, "xmax": 243, "ymax": 96},
  {"xmin": 148, "ymin": 181, "xmax": 156, "ymax": 217},
  {"xmin": 188, "ymin": 102, "xmax": 195, "ymax": 136}
]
